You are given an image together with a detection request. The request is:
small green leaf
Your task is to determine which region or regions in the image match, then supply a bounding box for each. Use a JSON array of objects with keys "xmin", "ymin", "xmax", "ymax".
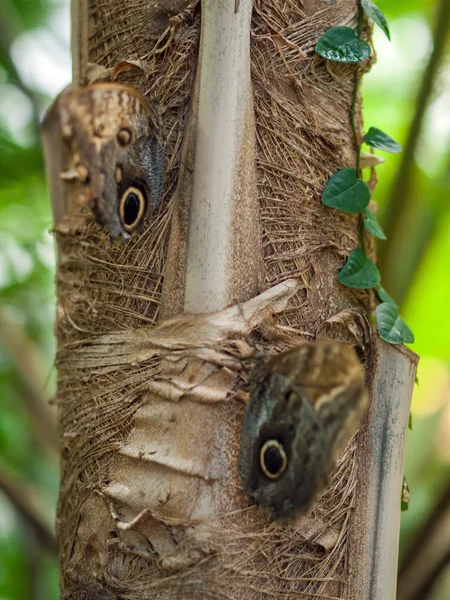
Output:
[
  {"xmin": 376, "ymin": 302, "xmax": 415, "ymax": 344},
  {"xmin": 322, "ymin": 169, "xmax": 371, "ymax": 213},
  {"xmin": 364, "ymin": 127, "xmax": 402, "ymax": 153},
  {"xmin": 415, "ymin": 374, "xmax": 420, "ymax": 386},
  {"xmin": 364, "ymin": 207, "xmax": 387, "ymax": 240},
  {"xmin": 401, "ymin": 476, "xmax": 410, "ymax": 512},
  {"xmin": 361, "ymin": 0, "xmax": 391, "ymax": 40},
  {"xmin": 408, "ymin": 412, "xmax": 412, "ymax": 430},
  {"xmin": 338, "ymin": 248, "xmax": 381, "ymax": 289},
  {"xmin": 316, "ymin": 26, "xmax": 371, "ymax": 63},
  {"xmin": 376, "ymin": 285, "xmax": 398, "ymax": 308}
]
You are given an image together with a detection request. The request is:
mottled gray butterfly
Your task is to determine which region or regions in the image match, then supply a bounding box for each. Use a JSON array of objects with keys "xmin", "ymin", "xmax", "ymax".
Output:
[
  {"xmin": 239, "ymin": 340, "xmax": 368, "ymax": 520},
  {"xmin": 58, "ymin": 83, "xmax": 164, "ymax": 239}
]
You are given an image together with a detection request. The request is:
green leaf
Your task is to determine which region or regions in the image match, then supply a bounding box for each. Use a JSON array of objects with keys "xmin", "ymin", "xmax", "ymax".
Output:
[
  {"xmin": 364, "ymin": 127, "xmax": 402, "ymax": 153},
  {"xmin": 415, "ymin": 374, "xmax": 420, "ymax": 386},
  {"xmin": 401, "ymin": 476, "xmax": 410, "ymax": 511},
  {"xmin": 361, "ymin": 0, "xmax": 391, "ymax": 40},
  {"xmin": 408, "ymin": 412, "xmax": 413, "ymax": 430},
  {"xmin": 376, "ymin": 285, "xmax": 398, "ymax": 308},
  {"xmin": 322, "ymin": 169, "xmax": 371, "ymax": 213},
  {"xmin": 376, "ymin": 302, "xmax": 415, "ymax": 344},
  {"xmin": 316, "ymin": 26, "xmax": 372, "ymax": 63},
  {"xmin": 338, "ymin": 249, "xmax": 381, "ymax": 289},
  {"xmin": 364, "ymin": 207, "xmax": 387, "ymax": 239}
]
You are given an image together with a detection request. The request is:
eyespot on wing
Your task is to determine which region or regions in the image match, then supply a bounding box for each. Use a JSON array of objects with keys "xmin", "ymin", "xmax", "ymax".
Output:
[
  {"xmin": 118, "ymin": 186, "xmax": 147, "ymax": 232},
  {"xmin": 260, "ymin": 440, "xmax": 288, "ymax": 479}
]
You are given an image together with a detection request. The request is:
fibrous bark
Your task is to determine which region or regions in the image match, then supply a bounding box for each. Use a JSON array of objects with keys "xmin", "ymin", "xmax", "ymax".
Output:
[{"xmin": 42, "ymin": 1, "xmax": 418, "ymax": 598}]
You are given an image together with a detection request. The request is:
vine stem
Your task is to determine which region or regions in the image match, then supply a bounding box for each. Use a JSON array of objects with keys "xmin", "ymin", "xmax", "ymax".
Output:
[
  {"xmin": 357, "ymin": 0, "xmax": 364, "ymax": 36},
  {"xmin": 351, "ymin": 2, "xmax": 364, "ymax": 178},
  {"xmin": 351, "ymin": 69, "xmax": 361, "ymax": 177},
  {"xmin": 351, "ymin": 2, "xmax": 365, "ymax": 249},
  {"xmin": 359, "ymin": 214, "xmax": 366, "ymax": 254}
]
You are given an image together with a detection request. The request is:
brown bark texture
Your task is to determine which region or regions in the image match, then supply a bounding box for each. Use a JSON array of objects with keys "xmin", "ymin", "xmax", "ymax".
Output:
[{"xmin": 41, "ymin": 0, "xmax": 415, "ymax": 598}]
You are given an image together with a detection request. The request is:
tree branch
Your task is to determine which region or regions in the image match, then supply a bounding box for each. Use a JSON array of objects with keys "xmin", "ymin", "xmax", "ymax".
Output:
[
  {"xmin": 0, "ymin": 460, "xmax": 57, "ymax": 554},
  {"xmin": 397, "ymin": 480, "xmax": 450, "ymax": 600},
  {"xmin": 400, "ymin": 150, "xmax": 450, "ymax": 303},
  {"xmin": 0, "ymin": 0, "xmax": 43, "ymax": 135},
  {"xmin": 377, "ymin": 0, "xmax": 450, "ymax": 302},
  {"xmin": 0, "ymin": 309, "xmax": 58, "ymax": 454}
]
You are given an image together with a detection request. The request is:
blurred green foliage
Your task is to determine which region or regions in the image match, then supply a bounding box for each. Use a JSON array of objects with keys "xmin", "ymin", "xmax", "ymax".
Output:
[
  {"xmin": 363, "ymin": 4, "xmax": 450, "ymax": 588},
  {"xmin": 0, "ymin": 0, "xmax": 64, "ymax": 596},
  {"xmin": 0, "ymin": 0, "xmax": 449, "ymax": 598}
]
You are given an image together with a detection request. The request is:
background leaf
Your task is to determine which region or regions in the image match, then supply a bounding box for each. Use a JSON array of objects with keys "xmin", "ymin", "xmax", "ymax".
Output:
[
  {"xmin": 322, "ymin": 169, "xmax": 371, "ymax": 212},
  {"xmin": 316, "ymin": 26, "xmax": 372, "ymax": 63},
  {"xmin": 361, "ymin": 0, "xmax": 391, "ymax": 40},
  {"xmin": 364, "ymin": 127, "xmax": 403, "ymax": 153},
  {"xmin": 338, "ymin": 248, "xmax": 381, "ymax": 288},
  {"xmin": 401, "ymin": 476, "xmax": 410, "ymax": 512}
]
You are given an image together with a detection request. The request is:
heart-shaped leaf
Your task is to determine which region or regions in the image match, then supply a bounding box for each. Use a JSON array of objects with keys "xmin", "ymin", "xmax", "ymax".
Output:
[
  {"xmin": 376, "ymin": 302, "xmax": 415, "ymax": 344},
  {"xmin": 316, "ymin": 26, "xmax": 371, "ymax": 63},
  {"xmin": 364, "ymin": 207, "xmax": 387, "ymax": 239},
  {"xmin": 361, "ymin": 0, "xmax": 390, "ymax": 40},
  {"xmin": 376, "ymin": 285, "xmax": 398, "ymax": 308},
  {"xmin": 338, "ymin": 248, "xmax": 381, "ymax": 288},
  {"xmin": 364, "ymin": 127, "xmax": 402, "ymax": 153},
  {"xmin": 322, "ymin": 169, "xmax": 371, "ymax": 213}
]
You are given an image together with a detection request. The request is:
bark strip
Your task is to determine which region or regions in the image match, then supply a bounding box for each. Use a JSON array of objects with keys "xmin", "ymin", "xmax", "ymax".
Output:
[{"xmin": 349, "ymin": 337, "xmax": 418, "ymax": 600}]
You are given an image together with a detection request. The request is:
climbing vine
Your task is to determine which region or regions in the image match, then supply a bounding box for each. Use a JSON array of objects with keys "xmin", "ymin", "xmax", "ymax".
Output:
[{"xmin": 316, "ymin": 0, "xmax": 414, "ymax": 345}]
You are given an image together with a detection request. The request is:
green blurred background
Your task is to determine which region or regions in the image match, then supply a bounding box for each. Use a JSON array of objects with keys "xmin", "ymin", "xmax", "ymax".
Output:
[{"xmin": 0, "ymin": 0, "xmax": 449, "ymax": 598}]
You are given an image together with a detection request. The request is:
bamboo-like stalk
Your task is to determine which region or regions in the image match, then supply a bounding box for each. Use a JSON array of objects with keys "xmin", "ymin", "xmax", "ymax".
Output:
[{"xmin": 184, "ymin": 0, "xmax": 260, "ymax": 313}]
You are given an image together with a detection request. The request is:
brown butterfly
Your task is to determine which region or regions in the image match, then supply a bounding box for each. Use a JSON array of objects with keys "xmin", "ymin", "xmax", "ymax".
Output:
[
  {"xmin": 239, "ymin": 340, "xmax": 368, "ymax": 520},
  {"xmin": 58, "ymin": 83, "xmax": 164, "ymax": 239}
]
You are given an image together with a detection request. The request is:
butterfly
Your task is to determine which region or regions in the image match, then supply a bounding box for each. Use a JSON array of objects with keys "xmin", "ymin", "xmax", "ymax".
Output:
[
  {"xmin": 58, "ymin": 83, "xmax": 164, "ymax": 239},
  {"xmin": 239, "ymin": 340, "xmax": 368, "ymax": 520}
]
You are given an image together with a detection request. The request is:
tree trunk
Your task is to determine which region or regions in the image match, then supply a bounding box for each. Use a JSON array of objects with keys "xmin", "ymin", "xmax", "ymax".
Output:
[{"xmin": 42, "ymin": 0, "xmax": 418, "ymax": 598}]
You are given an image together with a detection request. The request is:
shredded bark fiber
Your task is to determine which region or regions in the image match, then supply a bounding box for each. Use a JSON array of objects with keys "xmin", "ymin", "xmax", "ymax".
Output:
[{"xmin": 52, "ymin": 0, "xmax": 377, "ymax": 598}]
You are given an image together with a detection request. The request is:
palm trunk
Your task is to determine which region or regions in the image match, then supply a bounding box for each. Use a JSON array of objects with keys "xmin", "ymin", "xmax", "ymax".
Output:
[{"xmin": 42, "ymin": 0, "xmax": 418, "ymax": 598}]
